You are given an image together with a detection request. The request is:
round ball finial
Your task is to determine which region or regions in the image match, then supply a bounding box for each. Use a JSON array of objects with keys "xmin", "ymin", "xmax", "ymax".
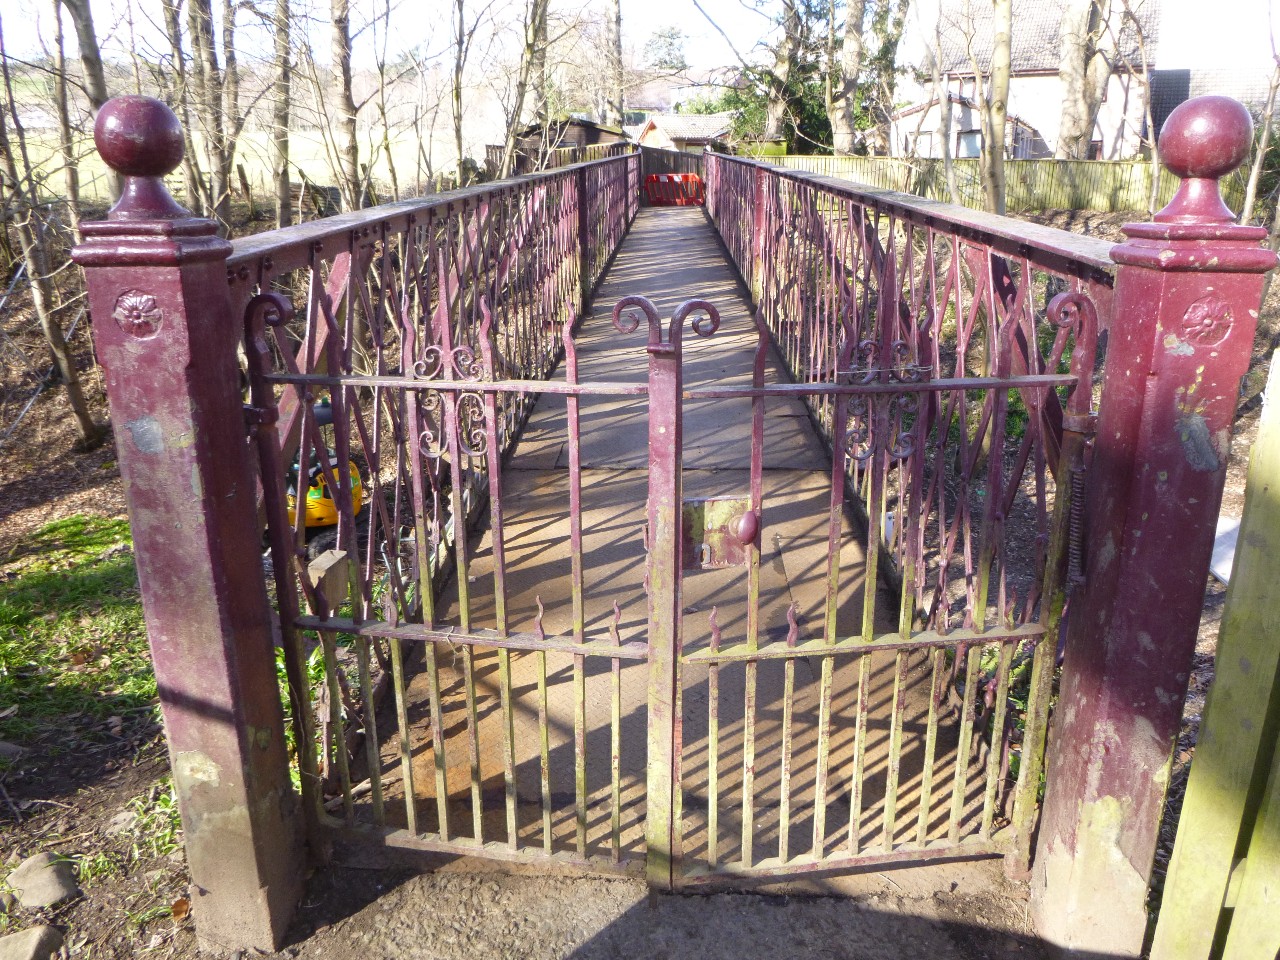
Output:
[
  {"xmin": 95, "ymin": 96, "xmax": 185, "ymax": 179},
  {"xmin": 1158, "ymin": 95, "xmax": 1253, "ymax": 181}
]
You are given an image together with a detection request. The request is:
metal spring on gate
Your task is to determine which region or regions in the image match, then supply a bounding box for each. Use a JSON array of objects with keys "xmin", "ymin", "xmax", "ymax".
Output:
[{"xmin": 1068, "ymin": 465, "xmax": 1087, "ymax": 586}]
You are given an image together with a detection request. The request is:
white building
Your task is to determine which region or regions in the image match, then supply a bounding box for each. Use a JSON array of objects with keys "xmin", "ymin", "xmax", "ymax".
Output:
[{"xmin": 892, "ymin": 0, "xmax": 1159, "ymax": 160}]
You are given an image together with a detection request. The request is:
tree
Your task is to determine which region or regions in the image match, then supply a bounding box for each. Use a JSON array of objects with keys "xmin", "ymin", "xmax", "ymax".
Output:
[
  {"xmin": 644, "ymin": 27, "xmax": 687, "ymax": 72},
  {"xmin": 1056, "ymin": 0, "xmax": 1116, "ymax": 160},
  {"xmin": 958, "ymin": 0, "xmax": 1010, "ymax": 213},
  {"xmin": 692, "ymin": 0, "xmax": 831, "ymax": 151},
  {"xmin": 498, "ymin": 0, "xmax": 551, "ymax": 177},
  {"xmin": 0, "ymin": 13, "xmax": 103, "ymax": 447},
  {"xmin": 605, "ymin": 0, "xmax": 623, "ymax": 126},
  {"xmin": 332, "ymin": 0, "xmax": 361, "ymax": 208},
  {"xmin": 827, "ymin": 0, "xmax": 866, "ymax": 155},
  {"xmin": 52, "ymin": 0, "xmax": 82, "ymax": 235},
  {"xmin": 926, "ymin": 14, "xmax": 959, "ymax": 202},
  {"xmin": 160, "ymin": 0, "xmax": 209, "ymax": 216},
  {"xmin": 58, "ymin": 0, "xmax": 118, "ymax": 199},
  {"xmin": 271, "ymin": 0, "xmax": 292, "ymax": 226},
  {"xmin": 1241, "ymin": 59, "xmax": 1280, "ymax": 226},
  {"xmin": 186, "ymin": 0, "xmax": 246, "ymax": 232}
]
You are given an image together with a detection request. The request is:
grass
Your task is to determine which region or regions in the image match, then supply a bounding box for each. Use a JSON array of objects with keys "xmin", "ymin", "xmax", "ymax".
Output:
[{"xmin": 0, "ymin": 515, "xmax": 155, "ymax": 751}]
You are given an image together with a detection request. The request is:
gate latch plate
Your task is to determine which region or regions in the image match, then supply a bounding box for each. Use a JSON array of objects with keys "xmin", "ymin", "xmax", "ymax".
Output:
[{"xmin": 682, "ymin": 496, "xmax": 756, "ymax": 569}]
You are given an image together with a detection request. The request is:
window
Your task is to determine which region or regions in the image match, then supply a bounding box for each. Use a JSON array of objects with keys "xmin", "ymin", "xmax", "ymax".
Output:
[
  {"xmin": 1087, "ymin": 140, "xmax": 1103, "ymax": 159},
  {"xmin": 957, "ymin": 130, "xmax": 982, "ymax": 158}
]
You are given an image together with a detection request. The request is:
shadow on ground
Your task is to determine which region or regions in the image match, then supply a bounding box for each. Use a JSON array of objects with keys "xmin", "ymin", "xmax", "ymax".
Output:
[{"xmin": 269, "ymin": 862, "xmax": 1133, "ymax": 960}]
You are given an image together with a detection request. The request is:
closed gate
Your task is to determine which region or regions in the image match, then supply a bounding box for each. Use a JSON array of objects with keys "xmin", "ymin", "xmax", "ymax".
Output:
[{"xmin": 245, "ymin": 252, "xmax": 1096, "ymax": 889}]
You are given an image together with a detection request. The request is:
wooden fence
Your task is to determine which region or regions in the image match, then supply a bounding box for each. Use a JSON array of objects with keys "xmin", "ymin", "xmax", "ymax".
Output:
[
  {"xmin": 772, "ymin": 154, "xmax": 1249, "ymax": 214},
  {"xmin": 1149, "ymin": 350, "xmax": 1280, "ymax": 960}
]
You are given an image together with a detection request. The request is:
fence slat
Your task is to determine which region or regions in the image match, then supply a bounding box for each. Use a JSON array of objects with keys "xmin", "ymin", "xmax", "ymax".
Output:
[
  {"xmin": 773, "ymin": 155, "xmax": 1247, "ymax": 214},
  {"xmin": 1151, "ymin": 351, "xmax": 1280, "ymax": 960}
]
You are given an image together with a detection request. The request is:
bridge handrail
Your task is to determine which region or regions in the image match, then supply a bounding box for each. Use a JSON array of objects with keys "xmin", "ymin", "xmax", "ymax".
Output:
[
  {"xmin": 705, "ymin": 152, "xmax": 1116, "ymax": 284},
  {"xmin": 228, "ymin": 154, "xmax": 636, "ymax": 280}
]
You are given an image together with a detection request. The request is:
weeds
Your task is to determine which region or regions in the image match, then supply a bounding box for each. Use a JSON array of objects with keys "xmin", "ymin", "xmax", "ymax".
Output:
[{"xmin": 126, "ymin": 779, "xmax": 183, "ymax": 860}]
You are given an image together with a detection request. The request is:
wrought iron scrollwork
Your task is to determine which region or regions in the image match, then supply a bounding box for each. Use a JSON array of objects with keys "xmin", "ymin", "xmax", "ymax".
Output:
[{"xmin": 842, "ymin": 391, "xmax": 920, "ymax": 464}]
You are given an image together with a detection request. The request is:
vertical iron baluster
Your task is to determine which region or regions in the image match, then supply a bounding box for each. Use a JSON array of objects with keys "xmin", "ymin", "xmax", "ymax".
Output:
[
  {"xmin": 949, "ymin": 645, "xmax": 981, "ymax": 842},
  {"xmin": 846, "ymin": 654, "xmax": 870, "ymax": 854},
  {"xmin": 916, "ymin": 648, "xmax": 945, "ymax": 845},
  {"xmin": 982, "ymin": 641, "xmax": 1015, "ymax": 838},
  {"xmin": 882, "ymin": 651, "xmax": 908, "ymax": 851},
  {"xmin": 564, "ymin": 321, "xmax": 588, "ymax": 857},
  {"xmin": 778, "ymin": 605, "xmax": 799, "ymax": 863}
]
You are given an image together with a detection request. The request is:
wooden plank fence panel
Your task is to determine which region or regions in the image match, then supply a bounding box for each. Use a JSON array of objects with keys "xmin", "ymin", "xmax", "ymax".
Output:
[
  {"xmin": 1223, "ymin": 741, "xmax": 1280, "ymax": 960},
  {"xmin": 773, "ymin": 155, "xmax": 1247, "ymax": 214},
  {"xmin": 1150, "ymin": 350, "xmax": 1280, "ymax": 960}
]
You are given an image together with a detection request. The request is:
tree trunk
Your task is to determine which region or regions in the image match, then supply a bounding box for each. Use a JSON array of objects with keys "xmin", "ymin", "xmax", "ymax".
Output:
[
  {"xmin": 0, "ymin": 19, "xmax": 102, "ymax": 447},
  {"xmin": 1241, "ymin": 61, "xmax": 1280, "ymax": 225},
  {"xmin": 453, "ymin": 0, "xmax": 467, "ymax": 183},
  {"xmin": 332, "ymin": 0, "xmax": 361, "ymax": 207},
  {"xmin": 1057, "ymin": 0, "xmax": 1114, "ymax": 160},
  {"xmin": 970, "ymin": 0, "xmax": 1011, "ymax": 214},
  {"xmin": 58, "ymin": 0, "xmax": 118, "ymax": 200},
  {"xmin": 52, "ymin": 0, "xmax": 81, "ymax": 236},
  {"xmin": 161, "ymin": 0, "xmax": 207, "ymax": 215},
  {"xmin": 829, "ymin": 0, "xmax": 866, "ymax": 155},
  {"xmin": 188, "ymin": 0, "xmax": 232, "ymax": 231},
  {"xmin": 500, "ymin": 0, "xmax": 550, "ymax": 177},
  {"xmin": 605, "ymin": 0, "xmax": 624, "ymax": 126},
  {"xmin": 272, "ymin": 0, "xmax": 292, "ymax": 227},
  {"xmin": 932, "ymin": 29, "xmax": 959, "ymax": 204},
  {"xmin": 764, "ymin": 0, "xmax": 802, "ymax": 142}
]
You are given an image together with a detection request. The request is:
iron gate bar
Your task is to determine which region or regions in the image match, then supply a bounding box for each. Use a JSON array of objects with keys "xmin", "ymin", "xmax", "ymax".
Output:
[
  {"xmin": 258, "ymin": 371, "xmax": 1076, "ymax": 395},
  {"xmin": 680, "ymin": 624, "xmax": 1047, "ymax": 662},
  {"xmin": 678, "ymin": 838, "xmax": 1006, "ymax": 884},
  {"xmin": 288, "ymin": 619, "xmax": 650, "ymax": 659}
]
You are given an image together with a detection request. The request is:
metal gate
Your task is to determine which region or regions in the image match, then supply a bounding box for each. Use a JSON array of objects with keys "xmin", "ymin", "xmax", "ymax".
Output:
[{"xmin": 245, "ymin": 240, "xmax": 1096, "ymax": 887}]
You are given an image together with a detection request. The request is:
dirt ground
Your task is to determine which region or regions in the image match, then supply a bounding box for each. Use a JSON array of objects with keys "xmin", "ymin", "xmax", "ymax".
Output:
[{"xmin": 0, "ymin": 206, "xmax": 1275, "ymax": 958}]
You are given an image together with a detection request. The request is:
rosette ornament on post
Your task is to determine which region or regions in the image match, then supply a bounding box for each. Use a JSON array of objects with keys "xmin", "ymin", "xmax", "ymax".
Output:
[
  {"xmin": 1030, "ymin": 97, "xmax": 1278, "ymax": 956},
  {"xmin": 72, "ymin": 97, "xmax": 303, "ymax": 953}
]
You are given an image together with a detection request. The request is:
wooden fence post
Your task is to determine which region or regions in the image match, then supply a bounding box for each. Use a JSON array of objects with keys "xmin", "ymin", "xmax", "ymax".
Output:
[
  {"xmin": 72, "ymin": 96, "xmax": 302, "ymax": 953},
  {"xmin": 1029, "ymin": 96, "xmax": 1279, "ymax": 955},
  {"xmin": 1148, "ymin": 350, "xmax": 1280, "ymax": 960}
]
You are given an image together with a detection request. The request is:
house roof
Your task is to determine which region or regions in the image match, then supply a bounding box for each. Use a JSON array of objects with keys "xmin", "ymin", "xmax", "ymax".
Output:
[
  {"xmin": 514, "ymin": 116, "xmax": 626, "ymax": 140},
  {"xmin": 642, "ymin": 112, "xmax": 735, "ymax": 144},
  {"xmin": 931, "ymin": 0, "xmax": 1160, "ymax": 75}
]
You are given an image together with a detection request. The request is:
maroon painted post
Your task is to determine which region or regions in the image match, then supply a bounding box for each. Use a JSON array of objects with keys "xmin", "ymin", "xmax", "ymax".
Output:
[
  {"xmin": 72, "ymin": 97, "xmax": 303, "ymax": 952},
  {"xmin": 577, "ymin": 165, "xmax": 592, "ymax": 316},
  {"xmin": 1030, "ymin": 96, "xmax": 1279, "ymax": 955},
  {"xmin": 751, "ymin": 166, "xmax": 768, "ymax": 304}
]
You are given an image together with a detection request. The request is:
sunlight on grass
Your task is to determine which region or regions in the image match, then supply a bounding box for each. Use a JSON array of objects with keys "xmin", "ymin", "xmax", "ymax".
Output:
[{"xmin": 0, "ymin": 515, "xmax": 155, "ymax": 749}]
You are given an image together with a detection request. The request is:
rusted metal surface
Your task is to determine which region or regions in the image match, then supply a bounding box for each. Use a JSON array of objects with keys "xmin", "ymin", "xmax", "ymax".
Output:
[
  {"xmin": 1030, "ymin": 97, "xmax": 1280, "ymax": 955},
  {"xmin": 74, "ymin": 97, "xmax": 302, "ymax": 953}
]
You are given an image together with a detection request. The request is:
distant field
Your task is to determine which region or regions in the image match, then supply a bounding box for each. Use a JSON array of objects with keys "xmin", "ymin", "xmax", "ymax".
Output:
[{"xmin": 24, "ymin": 125, "xmax": 473, "ymax": 206}]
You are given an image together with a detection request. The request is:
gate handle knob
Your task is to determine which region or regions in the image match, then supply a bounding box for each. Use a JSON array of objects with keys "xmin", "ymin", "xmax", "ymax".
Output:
[{"xmin": 733, "ymin": 510, "xmax": 759, "ymax": 545}]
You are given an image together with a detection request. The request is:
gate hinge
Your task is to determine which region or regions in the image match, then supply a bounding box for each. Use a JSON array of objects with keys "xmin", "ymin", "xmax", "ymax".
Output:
[{"xmin": 243, "ymin": 403, "xmax": 278, "ymax": 437}]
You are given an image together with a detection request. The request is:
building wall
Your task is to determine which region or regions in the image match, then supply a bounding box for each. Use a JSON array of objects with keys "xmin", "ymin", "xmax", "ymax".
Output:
[
  {"xmin": 639, "ymin": 127, "xmax": 677, "ymax": 150},
  {"xmin": 891, "ymin": 70, "xmax": 1149, "ymax": 160}
]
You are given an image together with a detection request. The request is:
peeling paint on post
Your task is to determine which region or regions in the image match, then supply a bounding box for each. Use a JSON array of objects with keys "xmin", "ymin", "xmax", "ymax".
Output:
[
  {"xmin": 72, "ymin": 97, "xmax": 303, "ymax": 953},
  {"xmin": 1030, "ymin": 96, "xmax": 1279, "ymax": 955}
]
